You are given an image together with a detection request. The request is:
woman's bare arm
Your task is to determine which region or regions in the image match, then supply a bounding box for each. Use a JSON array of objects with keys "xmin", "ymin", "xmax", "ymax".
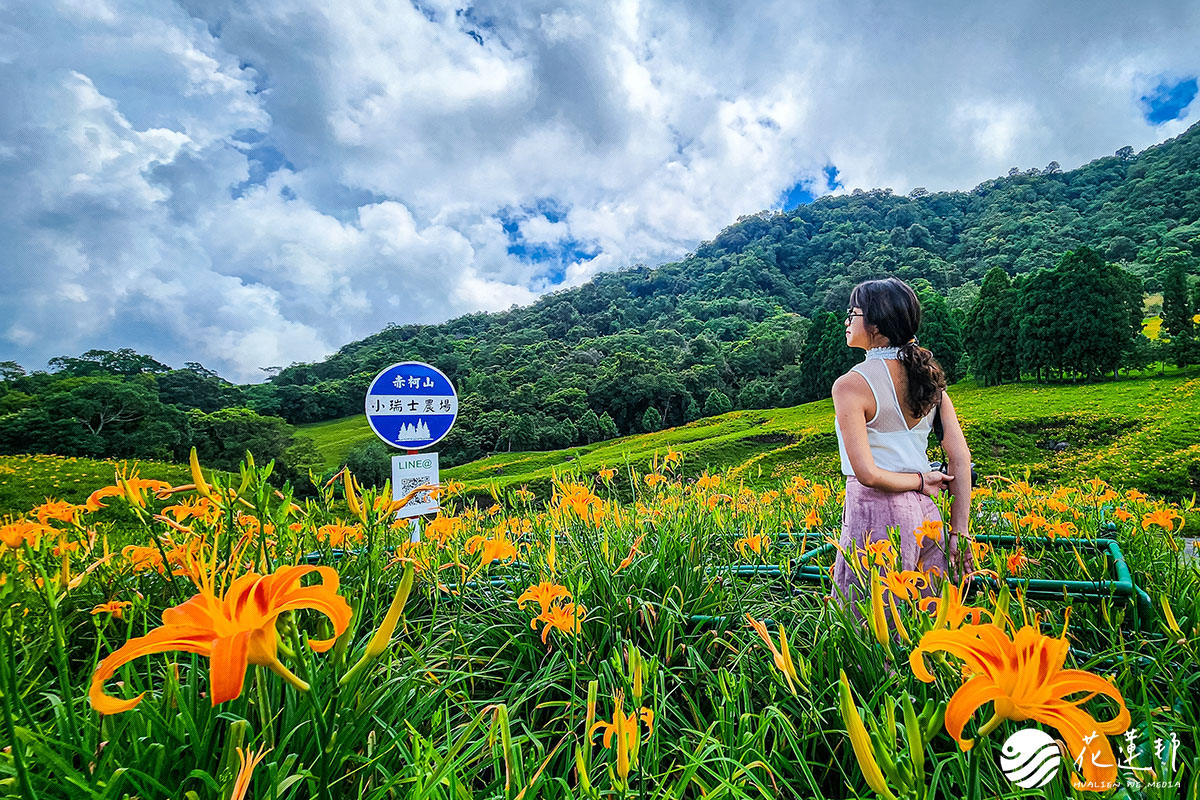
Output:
[
  {"xmin": 936, "ymin": 390, "xmax": 972, "ymax": 536},
  {"xmin": 832, "ymin": 374, "xmax": 953, "ymax": 495}
]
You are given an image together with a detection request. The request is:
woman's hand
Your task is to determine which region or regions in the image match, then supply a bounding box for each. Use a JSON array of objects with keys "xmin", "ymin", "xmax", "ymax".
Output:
[{"xmin": 921, "ymin": 470, "xmax": 953, "ymax": 497}]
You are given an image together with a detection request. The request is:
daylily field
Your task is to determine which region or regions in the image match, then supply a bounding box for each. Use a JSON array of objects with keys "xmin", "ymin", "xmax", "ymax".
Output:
[{"xmin": 0, "ymin": 450, "xmax": 1197, "ymax": 799}]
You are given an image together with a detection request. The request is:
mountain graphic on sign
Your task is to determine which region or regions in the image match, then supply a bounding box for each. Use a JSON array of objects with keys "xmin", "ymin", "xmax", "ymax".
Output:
[{"xmin": 396, "ymin": 419, "xmax": 432, "ymax": 443}]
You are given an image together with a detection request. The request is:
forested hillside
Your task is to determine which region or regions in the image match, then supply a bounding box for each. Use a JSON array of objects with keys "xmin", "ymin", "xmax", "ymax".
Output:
[
  {"xmin": 2, "ymin": 123, "xmax": 1199, "ymax": 474},
  {"xmin": 251, "ymin": 123, "xmax": 1200, "ymax": 464}
]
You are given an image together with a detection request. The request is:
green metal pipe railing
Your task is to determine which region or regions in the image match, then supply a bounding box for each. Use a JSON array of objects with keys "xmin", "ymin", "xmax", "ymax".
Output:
[{"xmin": 304, "ymin": 531, "xmax": 1158, "ymax": 631}]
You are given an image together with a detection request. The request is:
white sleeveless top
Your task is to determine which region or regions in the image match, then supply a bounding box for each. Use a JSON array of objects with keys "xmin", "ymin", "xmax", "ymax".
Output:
[{"xmin": 835, "ymin": 352, "xmax": 935, "ymax": 477}]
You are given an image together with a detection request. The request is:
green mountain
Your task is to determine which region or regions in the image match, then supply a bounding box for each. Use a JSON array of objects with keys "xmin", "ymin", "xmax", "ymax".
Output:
[{"xmin": 267, "ymin": 123, "xmax": 1200, "ymax": 467}]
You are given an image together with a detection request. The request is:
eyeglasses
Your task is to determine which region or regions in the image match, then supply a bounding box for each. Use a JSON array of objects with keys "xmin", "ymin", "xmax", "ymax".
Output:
[{"xmin": 845, "ymin": 310, "xmax": 864, "ymax": 325}]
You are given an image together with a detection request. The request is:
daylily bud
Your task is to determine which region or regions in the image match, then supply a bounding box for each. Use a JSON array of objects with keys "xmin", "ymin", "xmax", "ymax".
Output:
[
  {"xmin": 340, "ymin": 562, "xmax": 415, "ymax": 686},
  {"xmin": 190, "ymin": 447, "xmax": 213, "ymax": 500}
]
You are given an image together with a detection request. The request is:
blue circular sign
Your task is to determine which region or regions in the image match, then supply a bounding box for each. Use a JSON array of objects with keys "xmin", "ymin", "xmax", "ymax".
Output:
[{"xmin": 364, "ymin": 361, "xmax": 458, "ymax": 450}]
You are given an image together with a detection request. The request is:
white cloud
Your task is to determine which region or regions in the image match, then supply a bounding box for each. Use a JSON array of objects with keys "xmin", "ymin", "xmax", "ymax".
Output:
[{"xmin": 2, "ymin": 0, "xmax": 1199, "ymax": 381}]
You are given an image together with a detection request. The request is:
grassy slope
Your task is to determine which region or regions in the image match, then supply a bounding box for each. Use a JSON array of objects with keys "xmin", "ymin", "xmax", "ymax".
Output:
[
  {"xmin": 0, "ymin": 454, "xmax": 197, "ymax": 516},
  {"xmin": 297, "ymin": 369, "xmax": 1200, "ymax": 501},
  {"xmin": 297, "ymin": 416, "xmax": 378, "ymax": 470}
]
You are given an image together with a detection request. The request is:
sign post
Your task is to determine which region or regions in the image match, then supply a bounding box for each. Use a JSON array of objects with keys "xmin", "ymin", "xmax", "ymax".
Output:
[{"xmin": 364, "ymin": 362, "xmax": 459, "ymax": 542}]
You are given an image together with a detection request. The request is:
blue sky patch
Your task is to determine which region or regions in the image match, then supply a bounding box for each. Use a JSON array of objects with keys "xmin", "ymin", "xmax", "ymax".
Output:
[
  {"xmin": 1140, "ymin": 77, "xmax": 1198, "ymax": 125},
  {"xmin": 780, "ymin": 164, "xmax": 842, "ymax": 210},
  {"xmin": 231, "ymin": 129, "xmax": 294, "ymax": 198},
  {"xmin": 497, "ymin": 200, "xmax": 599, "ymax": 284}
]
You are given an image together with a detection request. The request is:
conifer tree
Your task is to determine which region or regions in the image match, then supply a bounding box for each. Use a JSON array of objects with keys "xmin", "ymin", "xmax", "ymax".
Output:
[
  {"xmin": 965, "ymin": 267, "xmax": 1020, "ymax": 385},
  {"xmin": 796, "ymin": 311, "xmax": 833, "ymax": 403},
  {"xmin": 641, "ymin": 406, "xmax": 663, "ymax": 432},
  {"xmin": 913, "ymin": 282, "xmax": 965, "ymax": 383},
  {"xmin": 1020, "ymin": 247, "xmax": 1140, "ymax": 381},
  {"xmin": 1160, "ymin": 250, "xmax": 1195, "ymax": 367},
  {"xmin": 703, "ymin": 390, "xmax": 732, "ymax": 417},
  {"xmin": 817, "ymin": 312, "xmax": 861, "ymax": 393}
]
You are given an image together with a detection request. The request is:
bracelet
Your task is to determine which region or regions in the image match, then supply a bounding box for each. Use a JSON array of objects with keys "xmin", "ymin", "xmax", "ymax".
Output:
[{"xmin": 914, "ymin": 471, "xmax": 924, "ymax": 493}]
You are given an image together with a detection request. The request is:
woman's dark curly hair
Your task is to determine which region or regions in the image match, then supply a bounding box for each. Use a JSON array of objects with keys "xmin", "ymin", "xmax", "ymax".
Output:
[{"xmin": 848, "ymin": 277, "xmax": 946, "ymax": 418}]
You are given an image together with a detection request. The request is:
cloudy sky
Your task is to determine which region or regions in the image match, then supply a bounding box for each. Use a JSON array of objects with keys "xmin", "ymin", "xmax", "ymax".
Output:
[{"xmin": 2, "ymin": 0, "xmax": 1198, "ymax": 382}]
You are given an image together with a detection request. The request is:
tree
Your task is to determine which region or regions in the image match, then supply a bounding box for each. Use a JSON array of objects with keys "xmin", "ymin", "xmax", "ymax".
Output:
[
  {"xmin": 1160, "ymin": 251, "xmax": 1195, "ymax": 367},
  {"xmin": 641, "ymin": 406, "xmax": 663, "ymax": 432},
  {"xmin": 0, "ymin": 379, "xmax": 188, "ymax": 459},
  {"xmin": 737, "ymin": 379, "xmax": 782, "ymax": 409},
  {"xmin": 189, "ymin": 407, "xmax": 298, "ymax": 473},
  {"xmin": 48, "ymin": 348, "xmax": 170, "ymax": 377},
  {"xmin": 964, "ymin": 267, "xmax": 1020, "ymax": 385},
  {"xmin": 703, "ymin": 391, "xmax": 732, "ymax": 417},
  {"xmin": 577, "ymin": 409, "xmax": 602, "ymax": 443},
  {"xmin": 596, "ymin": 412, "xmax": 620, "ymax": 441},
  {"xmin": 914, "ymin": 283, "xmax": 965, "ymax": 383},
  {"xmin": 0, "ymin": 361, "xmax": 25, "ymax": 382},
  {"xmin": 1020, "ymin": 247, "xmax": 1141, "ymax": 381},
  {"xmin": 815, "ymin": 313, "xmax": 861, "ymax": 395},
  {"xmin": 684, "ymin": 396, "xmax": 701, "ymax": 422},
  {"xmin": 158, "ymin": 368, "xmax": 236, "ymax": 412},
  {"xmin": 342, "ymin": 440, "xmax": 393, "ymax": 489}
]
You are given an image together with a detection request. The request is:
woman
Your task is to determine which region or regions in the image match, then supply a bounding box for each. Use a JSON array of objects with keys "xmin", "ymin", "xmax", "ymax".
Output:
[{"xmin": 830, "ymin": 277, "xmax": 974, "ymax": 607}]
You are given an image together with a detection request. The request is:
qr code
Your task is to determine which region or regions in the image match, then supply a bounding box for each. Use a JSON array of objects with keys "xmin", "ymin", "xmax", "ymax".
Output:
[{"xmin": 396, "ymin": 477, "xmax": 434, "ymax": 507}]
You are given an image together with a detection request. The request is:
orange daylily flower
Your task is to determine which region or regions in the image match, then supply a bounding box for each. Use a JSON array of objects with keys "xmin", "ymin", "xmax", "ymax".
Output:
[
  {"xmin": 910, "ymin": 623, "xmax": 1130, "ymax": 792},
  {"xmin": 597, "ymin": 467, "xmax": 617, "ymax": 482},
  {"xmin": 734, "ymin": 534, "xmax": 769, "ymax": 557},
  {"xmin": 882, "ymin": 570, "xmax": 928, "ymax": 600},
  {"xmin": 803, "ymin": 507, "xmax": 821, "ymax": 528},
  {"xmin": 316, "ymin": 523, "xmax": 362, "ymax": 548},
  {"xmin": 1112, "ymin": 508, "xmax": 1133, "ymax": 523},
  {"xmin": 34, "ymin": 498, "xmax": 82, "ymax": 525},
  {"xmin": 914, "ymin": 520, "xmax": 944, "ymax": 549},
  {"xmin": 694, "ymin": 473, "xmax": 720, "ymax": 490},
  {"xmin": 1124, "ymin": 489, "xmax": 1147, "ymax": 503},
  {"xmin": 1045, "ymin": 498, "xmax": 1070, "ymax": 514},
  {"xmin": 858, "ymin": 539, "xmax": 896, "ymax": 569},
  {"xmin": 515, "ymin": 581, "xmax": 571, "ymax": 612},
  {"xmin": 745, "ymin": 614, "xmax": 800, "ymax": 694},
  {"xmin": 0, "ymin": 519, "xmax": 53, "ymax": 550},
  {"xmin": 1044, "ymin": 521, "xmax": 1077, "ymax": 539},
  {"xmin": 161, "ymin": 497, "xmax": 220, "ymax": 524},
  {"xmin": 531, "ymin": 602, "xmax": 586, "ymax": 643},
  {"xmin": 1005, "ymin": 548, "xmax": 1037, "ymax": 575},
  {"xmin": 556, "ymin": 483, "xmax": 606, "ymax": 523},
  {"xmin": 91, "ymin": 600, "xmax": 133, "ymax": 619},
  {"xmin": 589, "ymin": 690, "xmax": 654, "ymax": 781},
  {"xmin": 85, "ymin": 485, "xmax": 126, "ymax": 512},
  {"xmin": 422, "ymin": 514, "xmax": 463, "ymax": 544},
  {"xmin": 919, "ymin": 580, "xmax": 988, "ymax": 630},
  {"xmin": 971, "ymin": 540, "xmax": 992, "ymax": 562},
  {"xmin": 89, "ymin": 563, "xmax": 351, "ymax": 714},
  {"xmin": 1142, "ymin": 509, "xmax": 1181, "ymax": 532},
  {"xmin": 1017, "ymin": 512, "xmax": 1047, "ymax": 531},
  {"xmin": 465, "ymin": 533, "xmax": 519, "ymax": 566},
  {"xmin": 643, "ymin": 473, "xmax": 667, "ymax": 488}
]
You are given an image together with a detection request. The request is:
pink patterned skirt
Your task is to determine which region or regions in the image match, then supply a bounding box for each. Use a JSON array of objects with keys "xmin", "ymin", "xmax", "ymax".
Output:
[{"xmin": 830, "ymin": 476, "xmax": 972, "ymax": 608}]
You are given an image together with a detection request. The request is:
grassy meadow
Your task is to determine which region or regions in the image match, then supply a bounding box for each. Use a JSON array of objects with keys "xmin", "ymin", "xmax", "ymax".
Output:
[{"xmin": 296, "ymin": 371, "xmax": 1200, "ymax": 503}]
